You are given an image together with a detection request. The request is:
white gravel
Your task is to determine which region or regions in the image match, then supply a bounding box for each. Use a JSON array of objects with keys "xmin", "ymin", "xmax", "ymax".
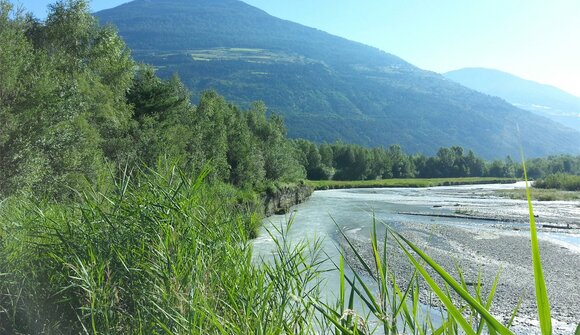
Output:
[{"xmin": 341, "ymin": 221, "xmax": 580, "ymax": 334}]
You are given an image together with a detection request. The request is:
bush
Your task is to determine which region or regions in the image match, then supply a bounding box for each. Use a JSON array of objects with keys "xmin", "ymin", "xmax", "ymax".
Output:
[{"xmin": 535, "ymin": 173, "xmax": 580, "ymax": 191}]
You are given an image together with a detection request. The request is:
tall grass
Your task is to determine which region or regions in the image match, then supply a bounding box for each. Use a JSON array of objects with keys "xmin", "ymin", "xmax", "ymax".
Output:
[
  {"xmin": 0, "ymin": 164, "xmax": 323, "ymax": 334},
  {"xmin": 0, "ymin": 159, "xmax": 568, "ymax": 334},
  {"xmin": 314, "ymin": 218, "xmax": 511, "ymax": 335},
  {"xmin": 521, "ymin": 152, "xmax": 551, "ymax": 335}
]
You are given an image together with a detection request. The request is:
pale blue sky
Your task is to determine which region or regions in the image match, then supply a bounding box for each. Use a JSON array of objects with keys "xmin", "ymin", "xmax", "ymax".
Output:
[{"xmin": 14, "ymin": 0, "xmax": 580, "ymax": 96}]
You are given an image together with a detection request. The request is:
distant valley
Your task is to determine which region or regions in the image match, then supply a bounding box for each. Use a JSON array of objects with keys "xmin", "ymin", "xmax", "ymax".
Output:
[
  {"xmin": 96, "ymin": 0, "xmax": 580, "ymax": 159},
  {"xmin": 445, "ymin": 68, "xmax": 580, "ymax": 132}
]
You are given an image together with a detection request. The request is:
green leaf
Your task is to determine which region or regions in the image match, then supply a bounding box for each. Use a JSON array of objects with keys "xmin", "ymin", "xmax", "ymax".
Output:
[
  {"xmin": 520, "ymin": 149, "xmax": 552, "ymax": 335},
  {"xmin": 389, "ymin": 229, "xmax": 514, "ymax": 335},
  {"xmin": 389, "ymin": 234, "xmax": 475, "ymax": 334}
]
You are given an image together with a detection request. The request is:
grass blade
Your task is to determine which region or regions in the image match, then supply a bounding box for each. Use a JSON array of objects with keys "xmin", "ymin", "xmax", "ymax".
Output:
[
  {"xmin": 520, "ymin": 149, "xmax": 552, "ymax": 335},
  {"xmin": 389, "ymin": 230, "xmax": 513, "ymax": 335}
]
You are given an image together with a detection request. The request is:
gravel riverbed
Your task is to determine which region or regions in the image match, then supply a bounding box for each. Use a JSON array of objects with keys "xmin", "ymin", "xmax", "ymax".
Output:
[
  {"xmin": 258, "ymin": 184, "xmax": 580, "ymax": 334},
  {"xmin": 340, "ymin": 216, "xmax": 580, "ymax": 334}
]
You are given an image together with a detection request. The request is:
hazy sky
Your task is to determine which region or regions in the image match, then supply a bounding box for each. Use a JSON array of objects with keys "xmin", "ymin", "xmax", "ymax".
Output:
[{"xmin": 14, "ymin": 0, "xmax": 580, "ymax": 97}]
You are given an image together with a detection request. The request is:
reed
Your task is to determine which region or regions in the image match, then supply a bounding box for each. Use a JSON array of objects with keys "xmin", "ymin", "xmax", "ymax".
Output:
[
  {"xmin": 0, "ymin": 164, "xmax": 323, "ymax": 334},
  {"xmin": 0, "ymin": 159, "xmax": 571, "ymax": 334}
]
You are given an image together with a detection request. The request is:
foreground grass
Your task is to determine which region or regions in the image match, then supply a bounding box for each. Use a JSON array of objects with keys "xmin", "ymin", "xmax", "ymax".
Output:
[
  {"xmin": 306, "ymin": 177, "xmax": 517, "ymax": 190},
  {"xmin": 1, "ymin": 163, "xmax": 571, "ymax": 334},
  {"xmin": 0, "ymin": 165, "xmax": 324, "ymax": 334}
]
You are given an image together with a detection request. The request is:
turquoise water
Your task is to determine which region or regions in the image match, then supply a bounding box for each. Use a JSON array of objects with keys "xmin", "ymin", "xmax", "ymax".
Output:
[{"xmin": 252, "ymin": 183, "xmax": 580, "ymax": 330}]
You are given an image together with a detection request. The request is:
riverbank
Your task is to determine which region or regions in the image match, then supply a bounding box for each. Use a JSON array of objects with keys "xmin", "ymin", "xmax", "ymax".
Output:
[
  {"xmin": 262, "ymin": 182, "xmax": 313, "ymax": 216},
  {"xmin": 306, "ymin": 177, "xmax": 518, "ymax": 190},
  {"xmin": 257, "ymin": 183, "xmax": 579, "ymax": 333},
  {"xmin": 339, "ymin": 221, "xmax": 579, "ymax": 334},
  {"xmin": 329, "ymin": 183, "xmax": 579, "ymax": 334},
  {"xmin": 497, "ymin": 188, "xmax": 580, "ymax": 201}
]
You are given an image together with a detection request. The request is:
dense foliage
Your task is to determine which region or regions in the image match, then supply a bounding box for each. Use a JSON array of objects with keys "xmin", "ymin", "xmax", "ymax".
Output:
[
  {"xmin": 294, "ymin": 141, "xmax": 580, "ymax": 181},
  {"xmin": 521, "ymin": 155, "xmax": 580, "ymax": 179},
  {"xmin": 0, "ymin": 2, "xmax": 312, "ymax": 332},
  {"xmin": 95, "ymin": 0, "xmax": 580, "ymax": 159},
  {"xmin": 534, "ymin": 173, "xmax": 580, "ymax": 191},
  {"xmin": 0, "ymin": 2, "xmax": 576, "ymax": 334},
  {"xmin": 0, "ymin": 0, "xmax": 304, "ymax": 200},
  {"xmin": 0, "ymin": 164, "xmax": 326, "ymax": 334}
]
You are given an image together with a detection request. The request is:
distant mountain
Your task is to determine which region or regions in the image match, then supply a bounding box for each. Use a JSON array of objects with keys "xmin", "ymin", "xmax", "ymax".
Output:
[
  {"xmin": 96, "ymin": 0, "xmax": 580, "ymax": 158},
  {"xmin": 445, "ymin": 68, "xmax": 580, "ymax": 132}
]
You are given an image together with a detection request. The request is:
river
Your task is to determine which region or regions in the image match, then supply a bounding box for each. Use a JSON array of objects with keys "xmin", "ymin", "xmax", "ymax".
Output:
[{"xmin": 253, "ymin": 182, "xmax": 580, "ymax": 334}]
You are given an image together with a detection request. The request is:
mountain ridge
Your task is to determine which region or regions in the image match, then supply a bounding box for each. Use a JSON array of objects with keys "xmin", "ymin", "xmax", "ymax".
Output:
[
  {"xmin": 96, "ymin": 0, "xmax": 580, "ymax": 159},
  {"xmin": 445, "ymin": 67, "xmax": 580, "ymax": 132}
]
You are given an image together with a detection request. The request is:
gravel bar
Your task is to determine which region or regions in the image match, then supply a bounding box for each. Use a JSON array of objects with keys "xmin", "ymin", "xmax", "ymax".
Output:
[{"xmin": 340, "ymin": 221, "xmax": 580, "ymax": 334}]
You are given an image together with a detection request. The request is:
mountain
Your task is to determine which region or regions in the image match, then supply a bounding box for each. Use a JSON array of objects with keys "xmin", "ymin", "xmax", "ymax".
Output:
[
  {"xmin": 444, "ymin": 68, "xmax": 580, "ymax": 132},
  {"xmin": 95, "ymin": 0, "xmax": 580, "ymax": 159}
]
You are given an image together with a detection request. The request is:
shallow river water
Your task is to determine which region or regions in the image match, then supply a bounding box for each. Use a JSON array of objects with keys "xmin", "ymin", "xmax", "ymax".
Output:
[{"xmin": 253, "ymin": 182, "xmax": 580, "ymax": 334}]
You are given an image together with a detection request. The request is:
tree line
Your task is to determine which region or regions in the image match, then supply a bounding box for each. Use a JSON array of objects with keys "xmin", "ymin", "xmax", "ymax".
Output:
[
  {"xmin": 0, "ymin": 0, "xmax": 304, "ymax": 199},
  {"xmin": 294, "ymin": 140, "xmax": 580, "ymax": 181},
  {"xmin": 1, "ymin": 0, "xmax": 578, "ymax": 201}
]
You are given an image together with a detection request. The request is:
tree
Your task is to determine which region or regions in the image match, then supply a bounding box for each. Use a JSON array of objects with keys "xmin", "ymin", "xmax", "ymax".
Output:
[
  {"xmin": 246, "ymin": 103, "xmax": 304, "ymax": 181},
  {"xmin": 387, "ymin": 145, "xmax": 414, "ymax": 178},
  {"xmin": 226, "ymin": 108, "xmax": 266, "ymax": 188},
  {"xmin": 0, "ymin": 1, "xmax": 42, "ymax": 194},
  {"xmin": 319, "ymin": 143, "xmax": 334, "ymax": 168},
  {"xmin": 0, "ymin": 0, "xmax": 137, "ymax": 197},
  {"xmin": 367, "ymin": 147, "xmax": 390, "ymax": 179},
  {"xmin": 465, "ymin": 150, "xmax": 485, "ymax": 177},
  {"xmin": 190, "ymin": 91, "xmax": 230, "ymax": 181},
  {"xmin": 127, "ymin": 67, "xmax": 196, "ymax": 168}
]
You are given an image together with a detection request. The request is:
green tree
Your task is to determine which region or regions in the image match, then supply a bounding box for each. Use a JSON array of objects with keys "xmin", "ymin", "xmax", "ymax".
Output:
[
  {"xmin": 0, "ymin": 1, "xmax": 35, "ymax": 194},
  {"xmin": 247, "ymin": 103, "xmax": 304, "ymax": 181},
  {"xmin": 387, "ymin": 144, "xmax": 414, "ymax": 178},
  {"xmin": 127, "ymin": 67, "xmax": 195, "ymax": 167},
  {"xmin": 0, "ymin": 0, "xmax": 137, "ymax": 197},
  {"xmin": 226, "ymin": 108, "xmax": 266, "ymax": 188},
  {"xmin": 190, "ymin": 91, "xmax": 231, "ymax": 181},
  {"xmin": 367, "ymin": 147, "xmax": 390, "ymax": 179},
  {"xmin": 319, "ymin": 143, "xmax": 334, "ymax": 167},
  {"xmin": 465, "ymin": 150, "xmax": 485, "ymax": 177},
  {"xmin": 295, "ymin": 139, "xmax": 331, "ymax": 180}
]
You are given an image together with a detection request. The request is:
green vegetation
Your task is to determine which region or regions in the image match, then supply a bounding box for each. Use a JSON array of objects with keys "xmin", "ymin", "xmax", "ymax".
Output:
[
  {"xmin": 497, "ymin": 188, "xmax": 580, "ymax": 201},
  {"xmin": 0, "ymin": 0, "xmax": 304, "ymax": 200},
  {"xmin": 95, "ymin": 0, "xmax": 580, "ymax": 159},
  {"xmin": 534, "ymin": 173, "xmax": 580, "ymax": 191},
  {"xmin": 498, "ymin": 172, "xmax": 580, "ymax": 200},
  {"xmin": 306, "ymin": 177, "xmax": 517, "ymax": 190},
  {"xmin": 0, "ymin": 165, "xmax": 325, "ymax": 334},
  {"xmin": 295, "ymin": 139, "xmax": 579, "ymax": 182},
  {"xmin": 1, "ymin": 1, "xmax": 577, "ymax": 333},
  {"xmin": 521, "ymin": 153, "xmax": 552, "ymax": 335},
  {"xmin": 523, "ymin": 155, "xmax": 580, "ymax": 179}
]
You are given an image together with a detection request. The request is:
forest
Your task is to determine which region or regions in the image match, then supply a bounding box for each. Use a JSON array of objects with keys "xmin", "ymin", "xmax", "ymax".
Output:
[
  {"xmin": 0, "ymin": 1, "xmax": 578, "ymax": 333},
  {"xmin": 94, "ymin": 0, "xmax": 580, "ymax": 159},
  {"xmin": 1, "ymin": 0, "xmax": 578, "ymax": 200}
]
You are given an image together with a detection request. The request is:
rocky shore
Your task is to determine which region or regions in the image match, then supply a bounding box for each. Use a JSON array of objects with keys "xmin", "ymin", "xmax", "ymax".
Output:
[{"xmin": 340, "ymin": 220, "xmax": 580, "ymax": 334}]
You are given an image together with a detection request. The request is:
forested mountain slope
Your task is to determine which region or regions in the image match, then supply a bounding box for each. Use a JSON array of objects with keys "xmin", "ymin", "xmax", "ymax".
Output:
[
  {"xmin": 96, "ymin": 0, "xmax": 580, "ymax": 158},
  {"xmin": 445, "ymin": 67, "xmax": 580, "ymax": 132}
]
